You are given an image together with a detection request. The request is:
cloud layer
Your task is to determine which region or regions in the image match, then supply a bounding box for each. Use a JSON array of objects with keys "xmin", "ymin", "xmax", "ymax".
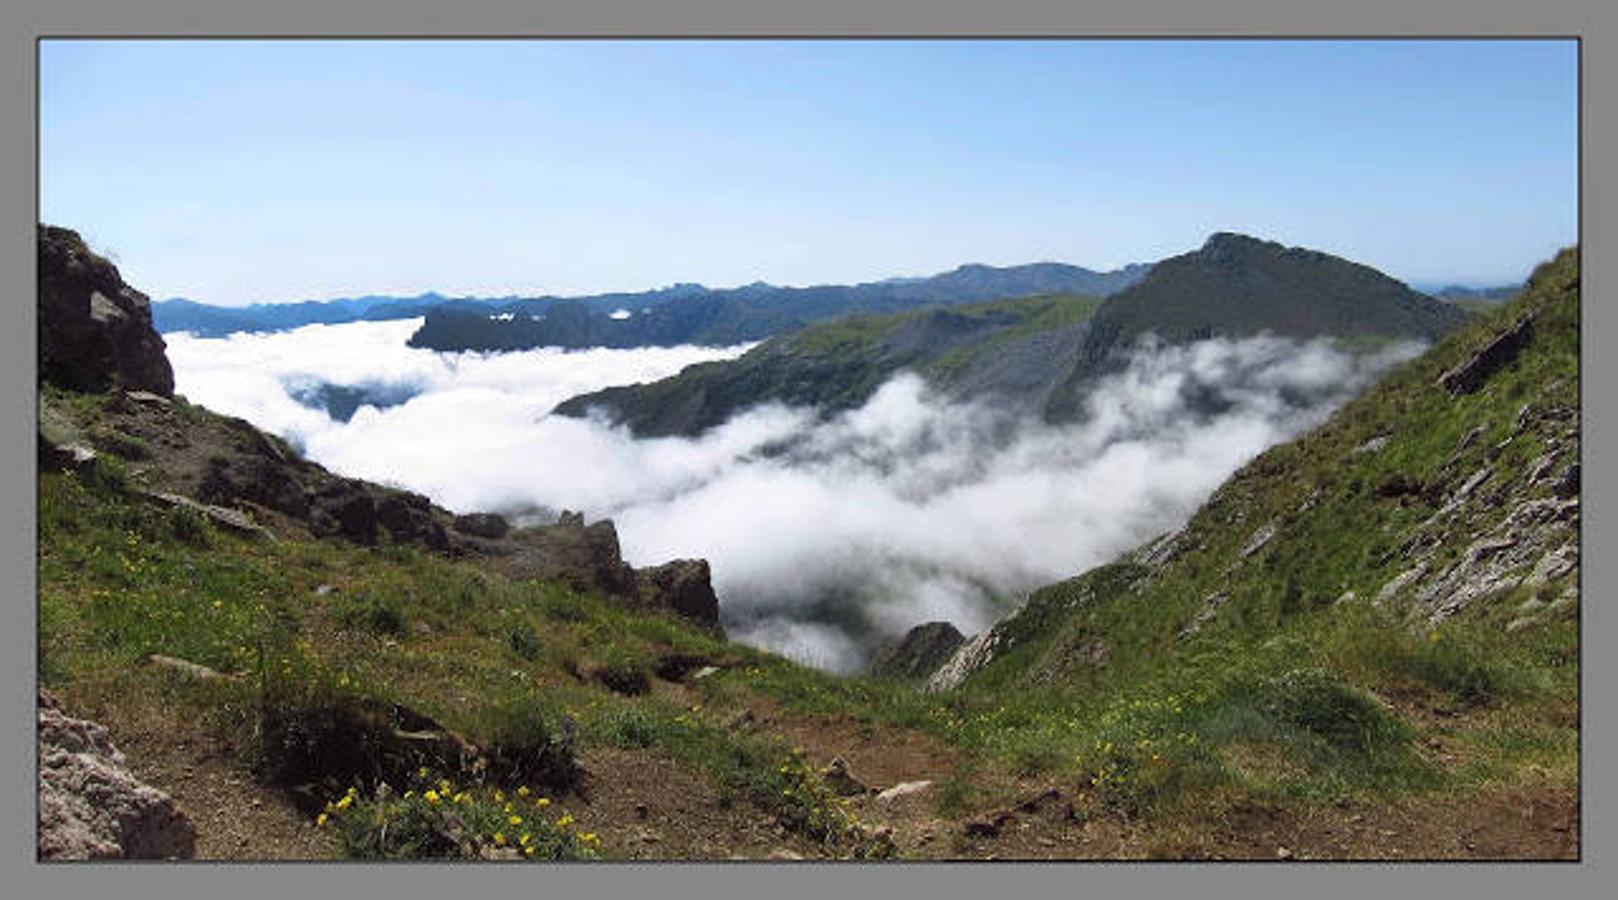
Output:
[{"xmin": 168, "ymin": 321, "xmax": 1422, "ymax": 673}]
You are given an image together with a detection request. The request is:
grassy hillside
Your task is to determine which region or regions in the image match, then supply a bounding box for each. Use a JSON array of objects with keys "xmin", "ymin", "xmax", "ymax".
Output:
[
  {"xmin": 931, "ymin": 247, "xmax": 1578, "ymax": 828},
  {"xmin": 37, "ymin": 249, "xmax": 1578, "ymax": 861},
  {"xmin": 553, "ymin": 292, "xmax": 1104, "ymax": 438}
]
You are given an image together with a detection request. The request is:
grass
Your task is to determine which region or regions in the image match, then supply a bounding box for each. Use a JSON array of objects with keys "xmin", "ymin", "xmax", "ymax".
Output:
[{"xmin": 35, "ymin": 251, "xmax": 1577, "ymax": 858}]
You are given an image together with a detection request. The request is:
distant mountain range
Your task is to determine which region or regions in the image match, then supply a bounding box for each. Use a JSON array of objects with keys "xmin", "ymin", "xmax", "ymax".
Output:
[
  {"xmin": 403, "ymin": 262, "xmax": 1152, "ymax": 352},
  {"xmin": 556, "ymin": 233, "xmax": 1473, "ymax": 438},
  {"xmin": 150, "ymin": 261, "xmax": 1152, "ymax": 344}
]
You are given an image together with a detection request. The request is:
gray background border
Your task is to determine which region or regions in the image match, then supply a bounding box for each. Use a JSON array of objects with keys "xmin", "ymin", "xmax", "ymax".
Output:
[{"xmin": 3, "ymin": 1, "xmax": 1607, "ymax": 898}]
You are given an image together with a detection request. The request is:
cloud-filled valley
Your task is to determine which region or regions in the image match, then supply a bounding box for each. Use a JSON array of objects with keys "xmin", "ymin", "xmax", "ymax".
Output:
[{"xmin": 167, "ymin": 320, "xmax": 1424, "ymax": 673}]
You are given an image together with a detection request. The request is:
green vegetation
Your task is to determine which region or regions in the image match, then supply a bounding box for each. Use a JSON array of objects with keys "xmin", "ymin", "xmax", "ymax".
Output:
[
  {"xmin": 322, "ymin": 772, "xmax": 599, "ymax": 860},
  {"xmin": 554, "ymin": 292, "xmax": 1104, "ymax": 437},
  {"xmin": 38, "ymin": 249, "xmax": 1577, "ymax": 859}
]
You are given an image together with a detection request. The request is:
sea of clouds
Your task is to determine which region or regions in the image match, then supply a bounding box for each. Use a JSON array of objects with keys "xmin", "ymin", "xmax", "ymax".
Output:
[{"xmin": 167, "ymin": 320, "xmax": 1423, "ymax": 673}]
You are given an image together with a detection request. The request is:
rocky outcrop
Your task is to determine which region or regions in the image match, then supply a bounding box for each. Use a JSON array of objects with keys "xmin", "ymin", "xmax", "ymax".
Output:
[
  {"xmin": 637, "ymin": 559, "xmax": 722, "ymax": 630},
  {"xmin": 869, "ymin": 621, "xmax": 965, "ymax": 680},
  {"xmin": 38, "ymin": 690, "xmax": 196, "ymax": 860},
  {"xmin": 1438, "ymin": 315, "xmax": 1536, "ymax": 396},
  {"xmin": 38, "ymin": 225, "xmax": 174, "ymax": 396}
]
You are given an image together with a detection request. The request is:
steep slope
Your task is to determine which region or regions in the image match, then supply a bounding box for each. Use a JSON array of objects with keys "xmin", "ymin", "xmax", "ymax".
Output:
[
  {"xmin": 406, "ymin": 261, "xmax": 1144, "ymax": 352},
  {"xmin": 38, "ymin": 227, "xmax": 1576, "ymax": 862},
  {"xmin": 902, "ymin": 249, "xmax": 1578, "ymax": 848},
  {"xmin": 1044, "ymin": 233, "xmax": 1471, "ymax": 420},
  {"xmin": 553, "ymin": 292, "xmax": 1103, "ymax": 438}
]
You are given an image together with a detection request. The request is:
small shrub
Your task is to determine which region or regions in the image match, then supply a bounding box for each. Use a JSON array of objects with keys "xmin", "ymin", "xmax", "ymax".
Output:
[
  {"xmin": 598, "ymin": 706, "xmax": 661, "ymax": 749},
  {"xmin": 165, "ymin": 504, "xmax": 214, "ymax": 548},
  {"xmin": 337, "ymin": 593, "xmax": 407, "ymax": 637},
  {"xmin": 94, "ymin": 428, "xmax": 153, "ymax": 461},
  {"xmin": 505, "ymin": 623, "xmax": 542, "ymax": 662},
  {"xmin": 322, "ymin": 771, "xmax": 599, "ymax": 860},
  {"xmin": 472, "ymin": 696, "xmax": 581, "ymax": 789},
  {"xmin": 594, "ymin": 650, "xmax": 651, "ymax": 696}
]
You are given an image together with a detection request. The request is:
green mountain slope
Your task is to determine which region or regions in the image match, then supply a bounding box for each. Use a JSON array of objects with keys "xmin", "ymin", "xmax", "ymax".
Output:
[
  {"xmin": 36, "ymin": 229, "xmax": 1577, "ymax": 861},
  {"xmin": 553, "ymin": 292, "xmax": 1103, "ymax": 438},
  {"xmin": 1044, "ymin": 233, "xmax": 1472, "ymax": 420},
  {"xmin": 557, "ymin": 233, "xmax": 1472, "ymax": 438},
  {"xmin": 917, "ymin": 247, "xmax": 1577, "ymax": 825}
]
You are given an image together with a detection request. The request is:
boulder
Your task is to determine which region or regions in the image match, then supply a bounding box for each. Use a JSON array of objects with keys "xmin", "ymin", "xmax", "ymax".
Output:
[
  {"xmin": 637, "ymin": 559, "xmax": 721, "ymax": 630},
  {"xmin": 37, "ymin": 691, "xmax": 196, "ymax": 860},
  {"xmin": 38, "ymin": 225, "xmax": 174, "ymax": 396},
  {"xmin": 453, "ymin": 512, "xmax": 510, "ymax": 540},
  {"xmin": 506, "ymin": 516, "xmax": 638, "ymax": 598},
  {"xmin": 1438, "ymin": 314, "xmax": 1535, "ymax": 396},
  {"xmin": 869, "ymin": 621, "xmax": 966, "ymax": 680}
]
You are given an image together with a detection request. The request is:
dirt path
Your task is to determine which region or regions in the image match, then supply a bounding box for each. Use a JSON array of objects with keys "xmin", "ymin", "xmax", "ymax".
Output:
[{"xmin": 63, "ymin": 691, "xmax": 341, "ymax": 861}]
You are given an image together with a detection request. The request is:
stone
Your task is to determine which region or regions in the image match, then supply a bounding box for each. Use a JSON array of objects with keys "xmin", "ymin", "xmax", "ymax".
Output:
[
  {"xmin": 1240, "ymin": 520, "xmax": 1280, "ymax": 558},
  {"xmin": 38, "ymin": 225, "xmax": 175, "ymax": 396},
  {"xmin": 820, "ymin": 757, "xmax": 869, "ymax": 797},
  {"xmin": 1555, "ymin": 463, "xmax": 1580, "ymax": 498},
  {"xmin": 38, "ymin": 694, "xmax": 196, "ymax": 859},
  {"xmin": 875, "ymin": 780, "xmax": 933, "ymax": 803},
  {"xmin": 636, "ymin": 559, "xmax": 721, "ymax": 629},
  {"xmin": 1437, "ymin": 314, "xmax": 1535, "ymax": 396},
  {"xmin": 452, "ymin": 512, "xmax": 510, "ymax": 539},
  {"xmin": 1353, "ymin": 435, "xmax": 1390, "ymax": 455}
]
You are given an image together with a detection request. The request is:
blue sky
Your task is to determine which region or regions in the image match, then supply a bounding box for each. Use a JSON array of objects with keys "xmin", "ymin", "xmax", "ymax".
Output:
[{"xmin": 41, "ymin": 39, "xmax": 1577, "ymax": 306}]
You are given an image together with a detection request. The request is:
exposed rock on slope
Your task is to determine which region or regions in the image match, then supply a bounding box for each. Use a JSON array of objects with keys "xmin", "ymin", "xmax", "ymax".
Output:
[
  {"xmin": 36, "ymin": 225, "xmax": 720, "ymax": 632},
  {"xmin": 869, "ymin": 622, "xmax": 966, "ymax": 681},
  {"xmin": 933, "ymin": 247, "xmax": 1578, "ymax": 691},
  {"xmin": 38, "ymin": 225, "xmax": 174, "ymax": 396},
  {"xmin": 38, "ymin": 690, "xmax": 197, "ymax": 860}
]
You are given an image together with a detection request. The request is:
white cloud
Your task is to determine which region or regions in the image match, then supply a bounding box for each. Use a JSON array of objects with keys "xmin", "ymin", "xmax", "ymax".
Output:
[{"xmin": 169, "ymin": 320, "xmax": 1422, "ymax": 673}]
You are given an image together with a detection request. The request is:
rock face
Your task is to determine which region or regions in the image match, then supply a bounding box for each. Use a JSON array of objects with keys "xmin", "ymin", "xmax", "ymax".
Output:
[
  {"xmin": 38, "ymin": 225, "xmax": 174, "ymax": 396},
  {"xmin": 1438, "ymin": 314, "xmax": 1535, "ymax": 396},
  {"xmin": 869, "ymin": 621, "xmax": 966, "ymax": 680},
  {"xmin": 37, "ymin": 690, "xmax": 196, "ymax": 860},
  {"xmin": 636, "ymin": 559, "xmax": 722, "ymax": 630}
]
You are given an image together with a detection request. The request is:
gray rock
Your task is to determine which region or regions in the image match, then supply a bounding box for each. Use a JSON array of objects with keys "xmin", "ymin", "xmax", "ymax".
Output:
[
  {"xmin": 1437, "ymin": 314, "xmax": 1535, "ymax": 396},
  {"xmin": 875, "ymin": 780, "xmax": 933, "ymax": 803},
  {"xmin": 38, "ymin": 695, "xmax": 196, "ymax": 860},
  {"xmin": 452, "ymin": 512, "xmax": 510, "ymax": 539},
  {"xmin": 1240, "ymin": 520, "xmax": 1280, "ymax": 558}
]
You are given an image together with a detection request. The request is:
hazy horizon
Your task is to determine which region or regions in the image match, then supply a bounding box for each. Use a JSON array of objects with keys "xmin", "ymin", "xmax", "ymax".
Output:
[{"xmin": 42, "ymin": 39, "xmax": 1575, "ymax": 307}]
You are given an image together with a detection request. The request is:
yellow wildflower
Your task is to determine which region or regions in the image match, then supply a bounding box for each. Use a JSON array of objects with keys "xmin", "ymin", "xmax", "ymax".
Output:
[
  {"xmin": 524, "ymin": 846, "xmax": 535, "ymax": 857},
  {"xmin": 424, "ymin": 790, "xmax": 440, "ymax": 804},
  {"xmin": 316, "ymin": 813, "xmax": 329, "ymax": 827},
  {"xmin": 557, "ymin": 814, "xmax": 574, "ymax": 828},
  {"xmin": 517, "ymin": 786, "xmax": 530, "ymax": 798},
  {"xmin": 403, "ymin": 790, "xmax": 415, "ymax": 799},
  {"xmin": 335, "ymin": 795, "xmax": 354, "ymax": 810},
  {"xmin": 494, "ymin": 832, "xmax": 507, "ymax": 847},
  {"xmin": 536, "ymin": 797, "xmax": 551, "ymax": 808},
  {"xmin": 519, "ymin": 833, "xmax": 532, "ymax": 845},
  {"xmin": 418, "ymin": 767, "xmax": 429, "ymax": 779},
  {"xmin": 581, "ymin": 833, "xmax": 599, "ymax": 844},
  {"xmin": 495, "ymin": 789, "xmax": 505, "ymax": 803},
  {"xmin": 509, "ymin": 815, "xmax": 523, "ymax": 826}
]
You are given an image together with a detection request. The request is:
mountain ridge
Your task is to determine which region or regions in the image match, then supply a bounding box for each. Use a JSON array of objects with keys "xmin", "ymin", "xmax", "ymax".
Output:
[{"xmin": 556, "ymin": 233, "xmax": 1473, "ymax": 438}]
